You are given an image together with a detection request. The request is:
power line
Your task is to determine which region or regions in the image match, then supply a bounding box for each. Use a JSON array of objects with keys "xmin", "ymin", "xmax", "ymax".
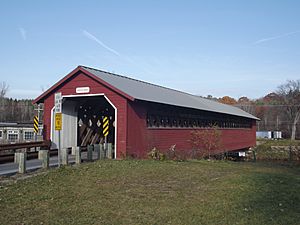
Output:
[{"xmin": 237, "ymin": 105, "xmax": 300, "ymax": 107}]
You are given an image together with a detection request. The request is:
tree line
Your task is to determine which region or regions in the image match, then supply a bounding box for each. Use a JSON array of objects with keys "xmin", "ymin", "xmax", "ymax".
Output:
[
  {"xmin": 216, "ymin": 80, "xmax": 300, "ymax": 140},
  {"xmin": 1, "ymin": 80, "xmax": 299, "ymax": 140},
  {"xmin": 0, "ymin": 82, "xmax": 35, "ymax": 123},
  {"xmin": 0, "ymin": 98, "xmax": 35, "ymax": 123}
]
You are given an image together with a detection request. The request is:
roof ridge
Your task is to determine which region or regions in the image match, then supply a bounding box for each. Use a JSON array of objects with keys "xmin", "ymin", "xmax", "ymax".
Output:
[
  {"xmin": 78, "ymin": 65, "xmax": 257, "ymax": 119},
  {"xmin": 79, "ymin": 65, "xmax": 200, "ymax": 98}
]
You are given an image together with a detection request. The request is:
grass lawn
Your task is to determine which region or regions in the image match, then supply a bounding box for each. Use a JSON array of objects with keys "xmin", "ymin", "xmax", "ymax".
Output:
[{"xmin": 0, "ymin": 160, "xmax": 300, "ymax": 225}]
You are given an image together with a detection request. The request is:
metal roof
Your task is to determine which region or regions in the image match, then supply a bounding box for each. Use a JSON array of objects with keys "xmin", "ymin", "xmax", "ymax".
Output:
[
  {"xmin": 0, "ymin": 122, "xmax": 34, "ymax": 128},
  {"xmin": 81, "ymin": 66, "xmax": 258, "ymax": 120}
]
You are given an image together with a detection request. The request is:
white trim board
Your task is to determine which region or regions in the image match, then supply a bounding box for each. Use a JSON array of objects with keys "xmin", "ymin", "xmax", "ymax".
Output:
[{"xmin": 52, "ymin": 93, "xmax": 118, "ymax": 159}]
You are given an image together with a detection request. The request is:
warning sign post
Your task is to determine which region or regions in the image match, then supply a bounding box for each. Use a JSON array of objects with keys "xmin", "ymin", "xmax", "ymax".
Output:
[
  {"xmin": 54, "ymin": 92, "xmax": 62, "ymax": 167},
  {"xmin": 55, "ymin": 113, "xmax": 62, "ymax": 130}
]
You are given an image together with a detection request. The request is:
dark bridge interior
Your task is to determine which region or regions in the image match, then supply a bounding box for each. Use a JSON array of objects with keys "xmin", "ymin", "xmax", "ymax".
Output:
[{"xmin": 69, "ymin": 96, "xmax": 115, "ymax": 146}]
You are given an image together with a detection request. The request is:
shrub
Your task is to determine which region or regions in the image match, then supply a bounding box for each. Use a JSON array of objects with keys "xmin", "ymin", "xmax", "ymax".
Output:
[
  {"xmin": 190, "ymin": 124, "xmax": 222, "ymax": 159},
  {"xmin": 147, "ymin": 147, "xmax": 166, "ymax": 161}
]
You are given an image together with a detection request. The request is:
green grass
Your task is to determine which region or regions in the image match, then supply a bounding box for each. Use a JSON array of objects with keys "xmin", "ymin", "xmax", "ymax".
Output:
[
  {"xmin": 1, "ymin": 160, "xmax": 300, "ymax": 225},
  {"xmin": 257, "ymin": 139, "xmax": 300, "ymax": 146},
  {"xmin": 255, "ymin": 139, "xmax": 300, "ymax": 161}
]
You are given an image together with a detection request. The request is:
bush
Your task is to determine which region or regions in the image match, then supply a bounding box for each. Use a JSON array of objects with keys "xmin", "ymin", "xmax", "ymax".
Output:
[{"xmin": 147, "ymin": 147, "xmax": 166, "ymax": 161}]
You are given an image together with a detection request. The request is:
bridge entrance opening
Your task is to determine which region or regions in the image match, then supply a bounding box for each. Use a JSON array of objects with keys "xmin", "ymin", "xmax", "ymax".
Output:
[
  {"xmin": 51, "ymin": 95, "xmax": 116, "ymax": 157},
  {"xmin": 75, "ymin": 96, "xmax": 115, "ymax": 147}
]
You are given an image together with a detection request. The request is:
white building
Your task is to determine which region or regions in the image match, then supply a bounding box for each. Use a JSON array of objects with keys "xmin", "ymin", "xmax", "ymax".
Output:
[{"xmin": 0, "ymin": 122, "xmax": 42, "ymax": 144}]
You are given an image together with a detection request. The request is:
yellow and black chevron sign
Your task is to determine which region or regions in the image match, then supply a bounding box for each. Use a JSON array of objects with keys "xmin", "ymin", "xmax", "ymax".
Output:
[
  {"xmin": 33, "ymin": 116, "xmax": 39, "ymax": 133},
  {"xmin": 102, "ymin": 116, "xmax": 109, "ymax": 137}
]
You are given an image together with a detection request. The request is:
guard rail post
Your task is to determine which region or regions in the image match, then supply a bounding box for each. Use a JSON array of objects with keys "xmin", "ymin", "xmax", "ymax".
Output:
[
  {"xmin": 87, "ymin": 145, "xmax": 93, "ymax": 161},
  {"xmin": 94, "ymin": 144, "xmax": 100, "ymax": 160},
  {"xmin": 18, "ymin": 152, "xmax": 26, "ymax": 174},
  {"xmin": 107, "ymin": 143, "xmax": 113, "ymax": 159},
  {"xmin": 61, "ymin": 148, "xmax": 69, "ymax": 165},
  {"xmin": 75, "ymin": 147, "xmax": 81, "ymax": 164},
  {"xmin": 39, "ymin": 150, "xmax": 49, "ymax": 169}
]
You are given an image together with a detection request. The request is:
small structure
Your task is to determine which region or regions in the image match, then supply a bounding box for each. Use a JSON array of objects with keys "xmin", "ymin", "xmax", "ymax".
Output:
[
  {"xmin": 0, "ymin": 122, "xmax": 42, "ymax": 144},
  {"xmin": 34, "ymin": 66, "xmax": 259, "ymax": 158},
  {"xmin": 256, "ymin": 131, "xmax": 282, "ymax": 139}
]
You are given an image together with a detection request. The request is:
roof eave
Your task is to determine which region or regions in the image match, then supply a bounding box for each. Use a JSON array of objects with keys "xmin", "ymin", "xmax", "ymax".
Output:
[
  {"xmin": 33, "ymin": 66, "xmax": 82, "ymax": 104},
  {"xmin": 80, "ymin": 66, "xmax": 135, "ymax": 101},
  {"xmin": 32, "ymin": 66, "xmax": 135, "ymax": 104},
  {"xmin": 136, "ymin": 98, "xmax": 259, "ymax": 120}
]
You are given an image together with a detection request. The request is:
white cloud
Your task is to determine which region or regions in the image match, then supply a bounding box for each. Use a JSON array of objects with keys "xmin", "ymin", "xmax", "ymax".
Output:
[
  {"xmin": 254, "ymin": 30, "xmax": 300, "ymax": 44},
  {"xmin": 81, "ymin": 29, "xmax": 156, "ymax": 76},
  {"xmin": 82, "ymin": 30, "xmax": 120, "ymax": 56},
  {"xmin": 18, "ymin": 27, "xmax": 27, "ymax": 40}
]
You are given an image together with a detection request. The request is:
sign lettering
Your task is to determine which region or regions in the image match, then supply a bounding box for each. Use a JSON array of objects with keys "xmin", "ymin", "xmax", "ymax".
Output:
[
  {"xmin": 55, "ymin": 113, "xmax": 62, "ymax": 130},
  {"xmin": 76, "ymin": 87, "xmax": 90, "ymax": 94}
]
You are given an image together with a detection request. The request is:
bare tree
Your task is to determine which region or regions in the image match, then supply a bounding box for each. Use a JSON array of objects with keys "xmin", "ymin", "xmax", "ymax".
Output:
[
  {"xmin": 190, "ymin": 124, "xmax": 222, "ymax": 159},
  {"xmin": 0, "ymin": 82, "xmax": 9, "ymax": 121},
  {"xmin": 235, "ymin": 96, "xmax": 256, "ymax": 116},
  {"xmin": 277, "ymin": 80, "xmax": 300, "ymax": 140},
  {"xmin": 0, "ymin": 81, "xmax": 9, "ymax": 98}
]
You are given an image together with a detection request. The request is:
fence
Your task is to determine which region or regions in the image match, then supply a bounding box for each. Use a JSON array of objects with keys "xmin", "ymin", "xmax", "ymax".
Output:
[{"xmin": 0, "ymin": 142, "xmax": 114, "ymax": 174}]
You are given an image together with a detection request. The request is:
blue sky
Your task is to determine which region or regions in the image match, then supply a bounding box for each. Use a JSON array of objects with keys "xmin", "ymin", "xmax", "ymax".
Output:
[{"xmin": 0, "ymin": 0, "xmax": 299, "ymax": 99}]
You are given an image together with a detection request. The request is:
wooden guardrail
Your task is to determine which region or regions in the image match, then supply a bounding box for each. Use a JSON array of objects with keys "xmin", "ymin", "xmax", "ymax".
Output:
[{"xmin": 0, "ymin": 140, "xmax": 51, "ymax": 152}]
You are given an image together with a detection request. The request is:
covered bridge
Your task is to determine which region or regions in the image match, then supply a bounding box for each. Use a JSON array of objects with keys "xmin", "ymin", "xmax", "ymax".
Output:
[{"xmin": 34, "ymin": 66, "xmax": 258, "ymax": 159}]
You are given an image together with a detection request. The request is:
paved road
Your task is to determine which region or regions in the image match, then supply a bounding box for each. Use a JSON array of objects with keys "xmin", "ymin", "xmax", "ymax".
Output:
[{"xmin": 0, "ymin": 152, "xmax": 93, "ymax": 176}]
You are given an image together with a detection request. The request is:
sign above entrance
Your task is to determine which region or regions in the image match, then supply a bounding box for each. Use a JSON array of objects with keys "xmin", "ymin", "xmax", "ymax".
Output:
[
  {"xmin": 54, "ymin": 92, "xmax": 62, "ymax": 113},
  {"xmin": 76, "ymin": 87, "xmax": 90, "ymax": 94}
]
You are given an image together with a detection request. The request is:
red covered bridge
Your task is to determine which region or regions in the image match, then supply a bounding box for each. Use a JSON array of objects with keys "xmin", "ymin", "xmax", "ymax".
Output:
[{"xmin": 34, "ymin": 66, "xmax": 258, "ymax": 159}]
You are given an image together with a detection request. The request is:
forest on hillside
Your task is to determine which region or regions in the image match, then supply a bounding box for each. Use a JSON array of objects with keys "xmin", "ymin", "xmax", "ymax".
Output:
[
  {"xmin": 0, "ymin": 98, "xmax": 35, "ymax": 123},
  {"xmin": 210, "ymin": 79, "xmax": 300, "ymax": 140},
  {"xmin": 218, "ymin": 92, "xmax": 300, "ymax": 139},
  {"xmin": 0, "ymin": 82, "xmax": 35, "ymax": 123}
]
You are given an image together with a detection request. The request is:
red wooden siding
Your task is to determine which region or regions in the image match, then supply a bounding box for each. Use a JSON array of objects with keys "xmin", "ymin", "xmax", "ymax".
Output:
[
  {"xmin": 126, "ymin": 101, "xmax": 148, "ymax": 158},
  {"xmin": 40, "ymin": 69, "xmax": 257, "ymax": 159},
  {"xmin": 42, "ymin": 71, "xmax": 128, "ymax": 158},
  {"xmin": 126, "ymin": 101, "xmax": 256, "ymax": 158},
  {"xmin": 145, "ymin": 125, "xmax": 256, "ymax": 155}
]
